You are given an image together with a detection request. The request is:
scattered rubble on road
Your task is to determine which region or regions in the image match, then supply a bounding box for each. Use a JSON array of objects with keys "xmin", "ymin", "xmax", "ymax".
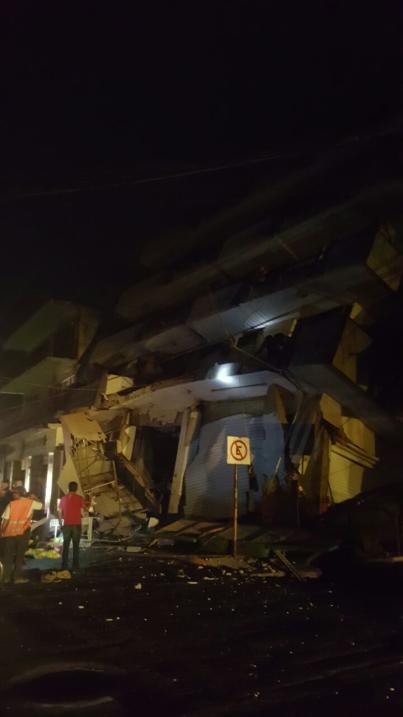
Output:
[
  {"xmin": 146, "ymin": 519, "xmax": 328, "ymax": 579},
  {"xmin": 3, "ymin": 545, "xmax": 403, "ymax": 717}
]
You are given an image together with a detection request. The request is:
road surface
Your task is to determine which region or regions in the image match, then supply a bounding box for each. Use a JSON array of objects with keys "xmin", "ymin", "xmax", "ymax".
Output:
[{"xmin": 0, "ymin": 550, "xmax": 403, "ymax": 715}]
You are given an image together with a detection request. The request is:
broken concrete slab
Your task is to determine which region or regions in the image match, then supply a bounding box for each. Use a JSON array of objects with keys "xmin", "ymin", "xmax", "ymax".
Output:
[
  {"xmin": 157, "ymin": 519, "xmax": 201, "ymax": 534},
  {"xmin": 186, "ymin": 555, "xmax": 255, "ymax": 571}
]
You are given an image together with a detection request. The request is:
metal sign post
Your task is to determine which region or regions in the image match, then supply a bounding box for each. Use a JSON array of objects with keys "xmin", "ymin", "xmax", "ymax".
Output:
[
  {"xmin": 227, "ymin": 436, "xmax": 251, "ymax": 558},
  {"xmin": 233, "ymin": 464, "xmax": 238, "ymax": 557}
]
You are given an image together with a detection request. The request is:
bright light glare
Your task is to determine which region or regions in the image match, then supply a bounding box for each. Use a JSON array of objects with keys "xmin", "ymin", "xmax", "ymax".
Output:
[
  {"xmin": 45, "ymin": 452, "xmax": 54, "ymax": 512},
  {"xmin": 216, "ymin": 364, "xmax": 235, "ymax": 384},
  {"xmin": 24, "ymin": 456, "xmax": 31, "ymax": 493}
]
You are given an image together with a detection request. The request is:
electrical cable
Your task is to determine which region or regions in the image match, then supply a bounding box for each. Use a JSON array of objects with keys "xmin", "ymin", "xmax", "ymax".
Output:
[
  {"xmin": 1, "ymin": 114, "xmax": 401, "ymax": 203},
  {"xmin": 0, "ymin": 150, "xmax": 299, "ymax": 203}
]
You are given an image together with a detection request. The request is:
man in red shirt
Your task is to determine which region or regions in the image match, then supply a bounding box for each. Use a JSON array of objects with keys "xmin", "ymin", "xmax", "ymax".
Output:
[{"xmin": 58, "ymin": 481, "xmax": 85, "ymax": 572}]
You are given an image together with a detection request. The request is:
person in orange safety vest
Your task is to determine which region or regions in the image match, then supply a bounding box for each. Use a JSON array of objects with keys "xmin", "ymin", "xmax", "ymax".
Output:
[{"xmin": 1, "ymin": 486, "xmax": 43, "ymax": 584}]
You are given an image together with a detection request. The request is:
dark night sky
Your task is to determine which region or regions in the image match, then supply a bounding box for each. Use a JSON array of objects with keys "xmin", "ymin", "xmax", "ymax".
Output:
[{"xmin": 0, "ymin": 1, "xmax": 402, "ymax": 306}]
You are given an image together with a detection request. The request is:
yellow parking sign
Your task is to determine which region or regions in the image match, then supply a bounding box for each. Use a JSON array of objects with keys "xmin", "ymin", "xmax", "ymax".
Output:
[{"xmin": 227, "ymin": 436, "xmax": 251, "ymax": 465}]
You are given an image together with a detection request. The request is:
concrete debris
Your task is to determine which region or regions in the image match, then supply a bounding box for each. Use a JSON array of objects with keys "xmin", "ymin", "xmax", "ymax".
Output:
[
  {"xmin": 41, "ymin": 570, "xmax": 72, "ymax": 583},
  {"xmin": 97, "ymin": 514, "xmax": 135, "ymax": 538},
  {"xmin": 187, "ymin": 556, "xmax": 254, "ymax": 571},
  {"xmin": 367, "ymin": 556, "xmax": 403, "ymax": 564},
  {"xmin": 299, "ymin": 567, "xmax": 322, "ymax": 579},
  {"xmin": 150, "ymin": 538, "xmax": 174, "ymax": 547},
  {"xmin": 61, "ymin": 412, "xmax": 106, "ymax": 443},
  {"xmin": 41, "ymin": 573, "xmax": 61, "ymax": 583},
  {"xmin": 58, "ymin": 570, "xmax": 73, "ymax": 580},
  {"xmin": 273, "ymin": 549, "xmax": 305, "ymax": 582},
  {"xmin": 148, "ymin": 517, "xmax": 160, "ymax": 529},
  {"xmin": 151, "ymin": 520, "xmax": 331, "ymax": 574},
  {"xmin": 58, "ymin": 411, "xmax": 159, "ymax": 539}
]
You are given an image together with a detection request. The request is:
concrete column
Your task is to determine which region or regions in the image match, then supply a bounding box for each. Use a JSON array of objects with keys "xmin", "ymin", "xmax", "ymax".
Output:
[
  {"xmin": 50, "ymin": 446, "xmax": 64, "ymax": 514},
  {"xmin": 168, "ymin": 408, "xmax": 200, "ymax": 515}
]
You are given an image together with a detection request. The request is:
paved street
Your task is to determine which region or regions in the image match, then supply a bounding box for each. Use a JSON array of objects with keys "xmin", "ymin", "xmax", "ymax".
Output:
[{"xmin": 1, "ymin": 552, "xmax": 403, "ymax": 715}]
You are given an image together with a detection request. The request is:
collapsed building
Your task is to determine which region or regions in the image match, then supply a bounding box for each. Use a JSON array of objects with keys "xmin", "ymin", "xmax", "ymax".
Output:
[
  {"xmin": 0, "ymin": 133, "xmax": 403, "ymax": 544},
  {"xmin": 81, "ymin": 223, "xmax": 403, "ymax": 527}
]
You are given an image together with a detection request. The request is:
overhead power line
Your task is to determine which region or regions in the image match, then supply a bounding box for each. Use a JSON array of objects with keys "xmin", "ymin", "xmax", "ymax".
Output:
[
  {"xmin": 2, "ymin": 115, "xmax": 402, "ymax": 204},
  {"xmin": 0, "ymin": 151, "xmax": 296, "ymax": 203}
]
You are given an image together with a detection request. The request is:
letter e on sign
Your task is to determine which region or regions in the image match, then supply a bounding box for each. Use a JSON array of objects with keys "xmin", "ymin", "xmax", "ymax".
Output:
[{"xmin": 227, "ymin": 436, "xmax": 251, "ymax": 465}]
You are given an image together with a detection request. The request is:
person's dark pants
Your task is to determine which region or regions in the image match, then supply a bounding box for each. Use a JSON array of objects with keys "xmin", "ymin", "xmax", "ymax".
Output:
[
  {"xmin": 2, "ymin": 532, "xmax": 30, "ymax": 582},
  {"xmin": 0, "ymin": 538, "xmax": 3, "ymax": 581},
  {"xmin": 62, "ymin": 525, "xmax": 81, "ymax": 570}
]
